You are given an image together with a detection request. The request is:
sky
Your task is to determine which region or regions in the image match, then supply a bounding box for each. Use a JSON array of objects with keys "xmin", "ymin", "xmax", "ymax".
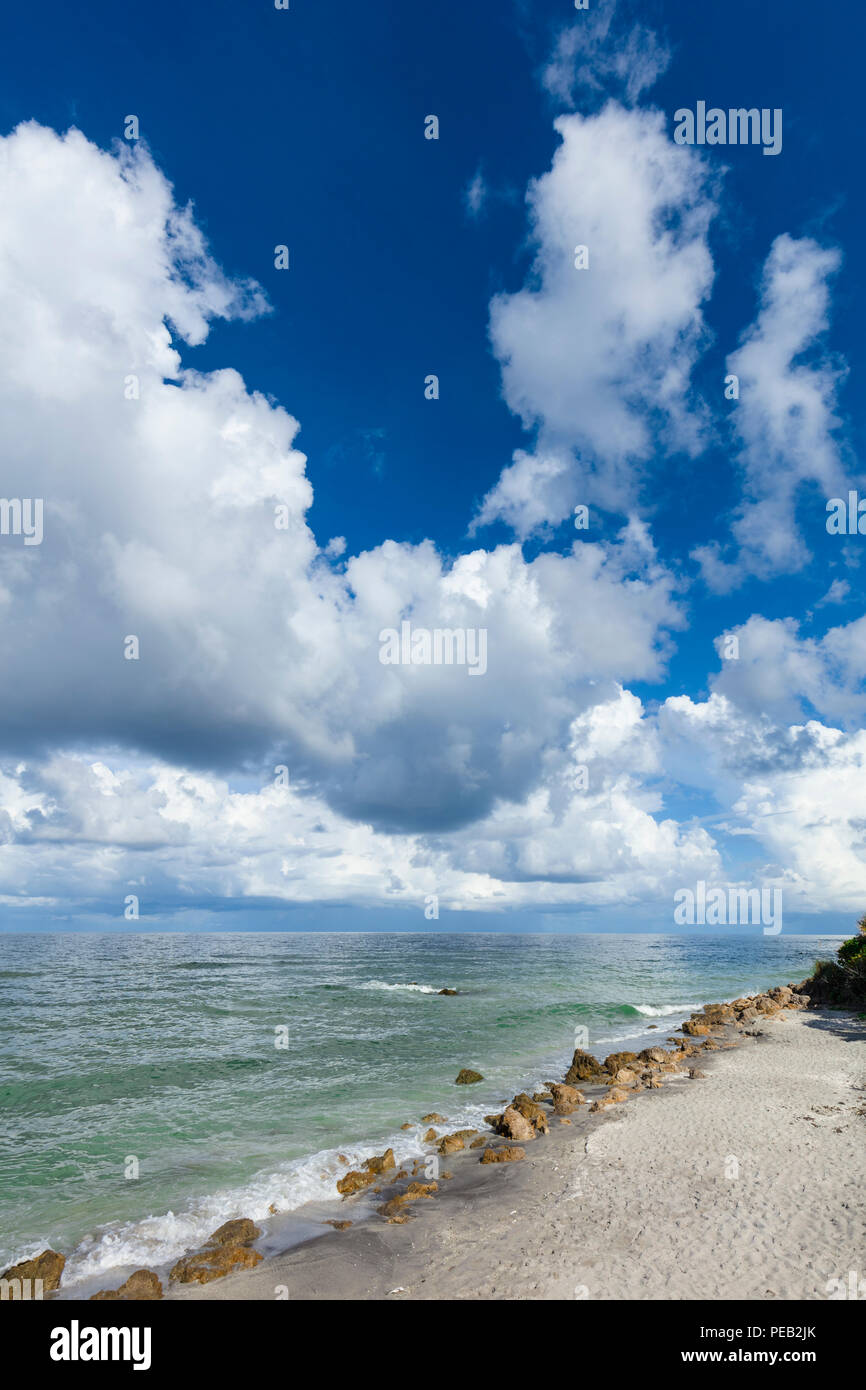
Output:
[{"xmin": 0, "ymin": 0, "xmax": 864, "ymax": 933}]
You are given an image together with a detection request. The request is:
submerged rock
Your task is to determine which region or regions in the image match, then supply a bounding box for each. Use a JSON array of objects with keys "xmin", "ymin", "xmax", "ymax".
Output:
[
  {"xmin": 325, "ymin": 1220, "xmax": 352, "ymax": 1230},
  {"xmin": 439, "ymin": 988, "xmax": 458, "ymax": 996},
  {"xmin": 421, "ymin": 1113, "xmax": 446, "ymax": 1123},
  {"xmin": 455, "ymin": 1068, "xmax": 484, "ymax": 1084}
]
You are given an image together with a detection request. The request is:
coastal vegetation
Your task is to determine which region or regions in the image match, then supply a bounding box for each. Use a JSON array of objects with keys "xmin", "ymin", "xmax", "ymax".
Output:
[{"xmin": 802, "ymin": 916, "xmax": 866, "ymax": 1009}]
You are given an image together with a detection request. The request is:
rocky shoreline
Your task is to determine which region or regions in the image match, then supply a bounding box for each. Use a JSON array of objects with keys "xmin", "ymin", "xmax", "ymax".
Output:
[{"xmin": 2, "ymin": 982, "xmax": 816, "ymax": 1302}]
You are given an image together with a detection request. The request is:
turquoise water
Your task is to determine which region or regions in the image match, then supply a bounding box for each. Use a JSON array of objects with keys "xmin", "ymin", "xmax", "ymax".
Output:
[{"xmin": 0, "ymin": 931, "xmax": 839, "ymax": 1291}]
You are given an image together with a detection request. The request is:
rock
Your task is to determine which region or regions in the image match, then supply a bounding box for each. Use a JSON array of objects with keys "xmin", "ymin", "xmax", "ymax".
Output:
[
  {"xmin": 170, "ymin": 1245, "xmax": 263, "ymax": 1285},
  {"xmin": 455, "ymin": 1068, "xmax": 484, "ymax": 1084},
  {"xmin": 325, "ymin": 1220, "xmax": 352, "ymax": 1230},
  {"xmin": 548, "ymin": 1082, "xmax": 585, "ymax": 1115},
  {"xmin": 603, "ymin": 1051, "xmax": 638, "ymax": 1075},
  {"xmin": 423, "ymin": 1128, "xmax": 438, "ymax": 1142},
  {"xmin": 268, "ymin": 1203, "xmax": 279, "ymax": 1215},
  {"xmin": 438, "ymin": 988, "xmax": 458, "ymax": 996},
  {"xmin": 337, "ymin": 1154, "xmax": 349, "ymax": 1165},
  {"xmin": 638, "ymin": 1047, "xmax": 668, "ymax": 1064},
  {"xmin": 533, "ymin": 1091, "xmax": 552, "ymax": 1102},
  {"xmin": 510, "ymin": 1093, "xmax": 546, "ymax": 1122},
  {"xmin": 565, "ymin": 1048, "xmax": 607, "ymax": 1085},
  {"xmin": 469, "ymin": 1135, "xmax": 487, "ymax": 1148},
  {"xmin": 612, "ymin": 1067, "xmax": 638, "ymax": 1085},
  {"xmin": 421, "ymin": 1113, "xmax": 446, "ymax": 1123},
  {"xmin": 205, "ymin": 1218, "xmax": 261, "ymax": 1248},
  {"xmin": 590, "ymin": 1097, "xmax": 614, "ymax": 1112},
  {"xmin": 682, "ymin": 1020, "xmax": 711, "ymax": 1036},
  {"xmin": 493, "ymin": 1106, "xmax": 535, "ymax": 1142},
  {"xmin": 363, "ymin": 1148, "xmax": 396, "ymax": 1175},
  {"xmin": 438, "ymin": 1132, "xmax": 468, "ymax": 1155},
  {"xmin": 559, "ymin": 1117, "xmax": 572, "ymax": 1125},
  {"xmin": 480, "ymin": 1146, "xmax": 525, "ymax": 1163},
  {"xmin": 646, "ymin": 1077, "xmax": 663, "ymax": 1088},
  {"xmin": 484, "ymin": 1113, "xmax": 502, "ymax": 1127},
  {"xmin": 608, "ymin": 1087, "xmax": 630, "ymax": 1104},
  {"xmin": 1, "ymin": 1249, "xmax": 65, "ymax": 1292},
  {"xmin": 689, "ymin": 1068, "xmax": 707, "ymax": 1079},
  {"xmin": 647, "ymin": 1024, "xmax": 658, "ymax": 1029},
  {"xmin": 91, "ymin": 1270, "xmax": 162, "ymax": 1301},
  {"xmin": 336, "ymin": 1168, "xmax": 377, "ymax": 1196},
  {"xmin": 378, "ymin": 1182, "xmax": 437, "ymax": 1221}
]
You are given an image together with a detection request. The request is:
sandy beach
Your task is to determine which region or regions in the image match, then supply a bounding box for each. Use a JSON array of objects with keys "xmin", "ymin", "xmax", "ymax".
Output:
[{"xmin": 166, "ymin": 1004, "xmax": 866, "ymax": 1302}]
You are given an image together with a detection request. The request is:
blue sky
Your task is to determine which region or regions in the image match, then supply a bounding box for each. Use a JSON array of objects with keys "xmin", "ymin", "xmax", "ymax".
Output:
[{"xmin": 0, "ymin": 0, "xmax": 863, "ymax": 932}]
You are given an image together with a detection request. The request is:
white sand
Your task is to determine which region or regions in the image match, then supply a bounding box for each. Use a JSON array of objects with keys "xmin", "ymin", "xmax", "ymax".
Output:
[{"xmin": 174, "ymin": 1008, "xmax": 866, "ymax": 1300}]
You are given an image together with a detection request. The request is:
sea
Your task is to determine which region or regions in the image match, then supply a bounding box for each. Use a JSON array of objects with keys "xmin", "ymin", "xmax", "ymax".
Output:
[{"xmin": 0, "ymin": 930, "xmax": 841, "ymax": 1294}]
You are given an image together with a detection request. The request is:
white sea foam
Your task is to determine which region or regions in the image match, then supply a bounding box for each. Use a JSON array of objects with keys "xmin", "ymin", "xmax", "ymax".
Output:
[
  {"xmin": 57, "ymin": 1103, "xmax": 492, "ymax": 1291},
  {"xmin": 633, "ymin": 1003, "xmax": 702, "ymax": 1017},
  {"xmin": 359, "ymin": 979, "xmax": 446, "ymax": 994}
]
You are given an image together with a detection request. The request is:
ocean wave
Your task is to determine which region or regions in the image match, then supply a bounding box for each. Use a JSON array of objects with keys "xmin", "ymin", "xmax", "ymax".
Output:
[
  {"xmin": 632, "ymin": 1003, "xmax": 702, "ymax": 1017},
  {"xmin": 358, "ymin": 980, "xmax": 447, "ymax": 995}
]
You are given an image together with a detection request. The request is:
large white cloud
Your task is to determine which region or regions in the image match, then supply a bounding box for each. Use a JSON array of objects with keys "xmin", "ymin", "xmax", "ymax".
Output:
[
  {"xmin": 472, "ymin": 101, "xmax": 717, "ymax": 535},
  {"xmin": 693, "ymin": 234, "xmax": 852, "ymax": 589}
]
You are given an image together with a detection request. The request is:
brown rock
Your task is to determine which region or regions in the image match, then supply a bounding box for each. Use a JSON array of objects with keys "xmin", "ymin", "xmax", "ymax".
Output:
[
  {"xmin": 688, "ymin": 1068, "xmax": 707, "ymax": 1079},
  {"xmin": 423, "ymin": 1128, "xmax": 438, "ymax": 1142},
  {"xmin": 378, "ymin": 1182, "xmax": 438, "ymax": 1221},
  {"xmin": 565, "ymin": 1048, "xmax": 607, "ymax": 1084},
  {"xmin": 438, "ymin": 1132, "xmax": 468, "ymax": 1155},
  {"xmin": 638, "ymin": 1047, "xmax": 668, "ymax": 1064},
  {"xmin": 510, "ymin": 1093, "xmax": 546, "ymax": 1122},
  {"xmin": 170, "ymin": 1245, "xmax": 262, "ymax": 1285},
  {"xmin": 91, "ymin": 1270, "xmax": 162, "ymax": 1301},
  {"xmin": 603, "ymin": 1051, "xmax": 638, "ymax": 1075},
  {"xmin": 1, "ymin": 1249, "xmax": 66, "ymax": 1293},
  {"xmin": 469, "ymin": 1135, "xmax": 487, "ymax": 1148},
  {"xmin": 682, "ymin": 1020, "xmax": 711, "ymax": 1036},
  {"xmin": 455, "ymin": 1068, "xmax": 484, "ymax": 1084},
  {"xmin": 480, "ymin": 1146, "xmax": 525, "ymax": 1163},
  {"xmin": 421, "ymin": 1113, "xmax": 446, "ymax": 1123},
  {"xmin": 494, "ymin": 1106, "xmax": 535, "ymax": 1142},
  {"xmin": 438, "ymin": 988, "xmax": 458, "ymax": 996},
  {"xmin": 326, "ymin": 1220, "xmax": 352, "ymax": 1230},
  {"xmin": 559, "ymin": 1117, "xmax": 572, "ymax": 1125},
  {"xmin": 336, "ymin": 1168, "xmax": 377, "ymax": 1196},
  {"xmin": 363, "ymin": 1148, "xmax": 396, "ymax": 1175},
  {"xmin": 612, "ymin": 1067, "xmax": 638, "ymax": 1085},
  {"xmin": 205, "ymin": 1218, "xmax": 261, "ymax": 1248},
  {"xmin": 548, "ymin": 1082, "xmax": 585, "ymax": 1115}
]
